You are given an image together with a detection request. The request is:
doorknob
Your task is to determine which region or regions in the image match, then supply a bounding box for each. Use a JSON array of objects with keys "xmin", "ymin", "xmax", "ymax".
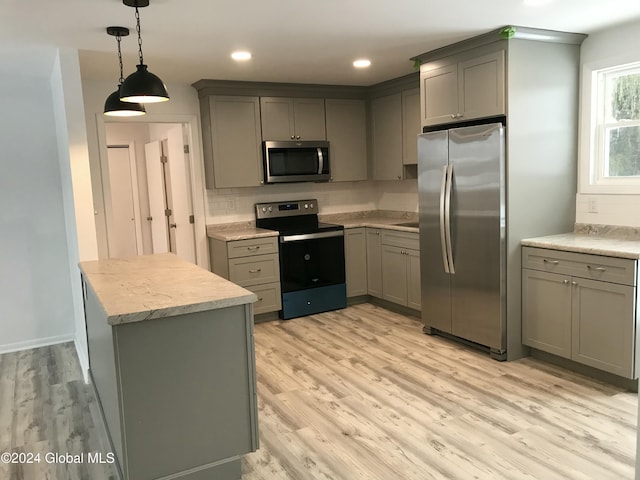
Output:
[
  {"xmin": 170, "ymin": 223, "xmax": 177, "ymax": 228},
  {"xmin": 146, "ymin": 216, "xmax": 153, "ymax": 221}
]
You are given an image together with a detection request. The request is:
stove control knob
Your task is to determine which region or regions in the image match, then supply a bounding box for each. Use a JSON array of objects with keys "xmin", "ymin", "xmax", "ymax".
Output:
[
  {"xmin": 304, "ymin": 203, "xmax": 308, "ymax": 209},
  {"xmin": 310, "ymin": 203, "xmax": 314, "ymax": 209},
  {"xmin": 267, "ymin": 206, "xmax": 273, "ymax": 212},
  {"xmin": 261, "ymin": 207, "xmax": 267, "ymax": 213}
]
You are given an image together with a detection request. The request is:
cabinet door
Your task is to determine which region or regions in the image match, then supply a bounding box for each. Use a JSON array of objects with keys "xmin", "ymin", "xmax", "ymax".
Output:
[
  {"xmin": 260, "ymin": 97, "xmax": 294, "ymax": 140},
  {"xmin": 420, "ymin": 63, "xmax": 458, "ymax": 126},
  {"xmin": 293, "ymin": 98, "xmax": 326, "ymax": 140},
  {"xmin": 371, "ymin": 93, "xmax": 403, "ymax": 180},
  {"xmin": 459, "ymin": 50, "xmax": 505, "ymax": 121},
  {"xmin": 366, "ymin": 229, "xmax": 383, "ymax": 298},
  {"xmin": 407, "ymin": 249, "xmax": 421, "ymax": 311},
  {"xmin": 571, "ymin": 278, "xmax": 636, "ymax": 378},
  {"xmin": 402, "ymin": 88, "xmax": 421, "ymax": 165},
  {"xmin": 209, "ymin": 96, "xmax": 263, "ymax": 188},
  {"xmin": 522, "ymin": 269, "xmax": 572, "ymax": 359},
  {"xmin": 381, "ymin": 245, "xmax": 407, "ymax": 306},
  {"xmin": 325, "ymin": 98, "xmax": 367, "ymax": 181},
  {"xmin": 344, "ymin": 228, "xmax": 367, "ymax": 297}
]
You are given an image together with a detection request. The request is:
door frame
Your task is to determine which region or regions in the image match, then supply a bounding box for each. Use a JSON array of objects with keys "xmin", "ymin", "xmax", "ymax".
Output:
[{"xmin": 95, "ymin": 113, "xmax": 208, "ymax": 269}]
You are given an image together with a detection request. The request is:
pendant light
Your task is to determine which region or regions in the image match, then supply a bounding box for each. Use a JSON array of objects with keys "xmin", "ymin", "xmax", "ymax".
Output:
[
  {"xmin": 119, "ymin": 0, "xmax": 169, "ymax": 104},
  {"xmin": 104, "ymin": 26, "xmax": 146, "ymax": 117}
]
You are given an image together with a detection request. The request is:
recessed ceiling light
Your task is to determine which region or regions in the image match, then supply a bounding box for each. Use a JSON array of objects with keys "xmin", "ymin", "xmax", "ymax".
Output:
[
  {"xmin": 353, "ymin": 59, "xmax": 371, "ymax": 68},
  {"xmin": 231, "ymin": 51, "xmax": 252, "ymax": 61}
]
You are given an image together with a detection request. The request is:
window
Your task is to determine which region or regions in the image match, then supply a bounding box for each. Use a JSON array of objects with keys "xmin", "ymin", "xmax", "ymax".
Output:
[{"xmin": 594, "ymin": 62, "xmax": 640, "ymax": 184}]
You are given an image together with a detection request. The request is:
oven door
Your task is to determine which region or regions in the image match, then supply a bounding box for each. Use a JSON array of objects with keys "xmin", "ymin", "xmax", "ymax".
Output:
[{"xmin": 279, "ymin": 230, "xmax": 345, "ymax": 293}]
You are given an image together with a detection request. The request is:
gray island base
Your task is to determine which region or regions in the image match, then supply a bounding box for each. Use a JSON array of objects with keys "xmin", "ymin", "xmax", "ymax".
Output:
[{"xmin": 80, "ymin": 253, "xmax": 259, "ymax": 480}]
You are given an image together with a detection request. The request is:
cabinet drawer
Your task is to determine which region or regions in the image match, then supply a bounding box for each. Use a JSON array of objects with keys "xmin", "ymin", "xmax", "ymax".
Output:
[
  {"xmin": 227, "ymin": 237, "xmax": 278, "ymax": 258},
  {"xmin": 246, "ymin": 282, "xmax": 282, "ymax": 315},
  {"xmin": 522, "ymin": 247, "xmax": 637, "ymax": 286},
  {"xmin": 229, "ymin": 254, "xmax": 280, "ymax": 287},
  {"xmin": 381, "ymin": 229, "xmax": 419, "ymax": 250}
]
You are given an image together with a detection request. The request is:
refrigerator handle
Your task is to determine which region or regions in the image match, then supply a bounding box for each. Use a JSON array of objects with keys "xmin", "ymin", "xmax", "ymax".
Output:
[
  {"xmin": 439, "ymin": 166, "xmax": 450, "ymax": 274},
  {"xmin": 444, "ymin": 165, "xmax": 455, "ymax": 274}
]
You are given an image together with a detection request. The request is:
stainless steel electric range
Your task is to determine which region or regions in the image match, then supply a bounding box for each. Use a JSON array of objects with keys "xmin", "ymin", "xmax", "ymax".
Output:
[{"xmin": 255, "ymin": 199, "xmax": 346, "ymax": 320}]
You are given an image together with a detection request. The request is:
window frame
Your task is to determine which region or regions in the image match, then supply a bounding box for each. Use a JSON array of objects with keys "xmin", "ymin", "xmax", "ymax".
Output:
[{"xmin": 579, "ymin": 55, "xmax": 640, "ymax": 194}]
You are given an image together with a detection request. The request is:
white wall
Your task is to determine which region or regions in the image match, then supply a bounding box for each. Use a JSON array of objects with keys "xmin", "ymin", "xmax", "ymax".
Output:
[
  {"xmin": 0, "ymin": 48, "xmax": 76, "ymax": 353},
  {"xmin": 576, "ymin": 19, "xmax": 640, "ymax": 227},
  {"xmin": 50, "ymin": 48, "xmax": 98, "ymax": 377},
  {"xmin": 376, "ymin": 180, "xmax": 418, "ymax": 213}
]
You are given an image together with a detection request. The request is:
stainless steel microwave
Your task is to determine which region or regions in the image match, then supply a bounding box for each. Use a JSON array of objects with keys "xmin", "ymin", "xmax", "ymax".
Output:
[{"xmin": 263, "ymin": 140, "xmax": 330, "ymax": 184}]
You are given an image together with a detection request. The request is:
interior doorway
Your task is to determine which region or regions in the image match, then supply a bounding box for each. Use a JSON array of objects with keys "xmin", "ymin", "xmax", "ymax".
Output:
[{"xmin": 100, "ymin": 122, "xmax": 197, "ymax": 264}]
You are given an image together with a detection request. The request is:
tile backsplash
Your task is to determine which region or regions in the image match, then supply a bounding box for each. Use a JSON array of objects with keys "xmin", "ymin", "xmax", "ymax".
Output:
[{"xmin": 206, "ymin": 179, "xmax": 418, "ymax": 224}]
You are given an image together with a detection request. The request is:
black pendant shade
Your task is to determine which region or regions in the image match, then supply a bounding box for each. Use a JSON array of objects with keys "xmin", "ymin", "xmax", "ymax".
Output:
[
  {"xmin": 119, "ymin": 0, "xmax": 169, "ymax": 104},
  {"xmin": 104, "ymin": 85, "xmax": 146, "ymax": 117},
  {"xmin": 103, "ymin": 26, "xmax": 147, "ymax": 117},
  {"xmin": 119, "ymin": 64, "xmax": 169, "ymax": 103}
]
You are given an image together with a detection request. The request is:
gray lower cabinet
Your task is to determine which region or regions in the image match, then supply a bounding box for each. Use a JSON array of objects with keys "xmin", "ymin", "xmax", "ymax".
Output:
[
  {"xmin": 210, "ymin": 236, "xmax": 282, "ymax": 315},
  {"xmin": 344, "ymin": 227, "xmax": 367, "ymax": 297},
  {"xmin": 522, "ymin": 246, "xmax": 638, "ymax": 379},
  {"xmin": 325, "ymin": 98, "xmax": 367, "ymax": 181},
  {"xmin": 201, "ymin": 95, "xmax": 263, "ymax": 188},
  {"xmin": 380, "ymin": 230, "xmax": 420, "ymax": 310},
  {"xmin": 366, "ymin": 228, "xmax": 383, "ymax": 298},
  {"xmin": 82, "ymin": 283, "xmax": 258, "ymax": 480}
]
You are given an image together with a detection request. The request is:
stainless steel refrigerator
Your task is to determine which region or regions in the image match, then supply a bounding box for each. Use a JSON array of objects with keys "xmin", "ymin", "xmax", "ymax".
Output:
[{"xmin": 418, "ymin": 122, "xmax": 506, "ymax": 360}]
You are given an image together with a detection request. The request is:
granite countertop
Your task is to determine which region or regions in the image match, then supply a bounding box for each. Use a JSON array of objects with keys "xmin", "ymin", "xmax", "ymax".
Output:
[
  {"xmin": 79, "ymin": 253, "xmax": 257, "ymax": 325},
  {"xmin": 521, "ymin": 232, "xmax": 640, "ymax": 260},
  {"xmin": 206, "ymin": 211, "xmax": 419, "ymax": 241}
]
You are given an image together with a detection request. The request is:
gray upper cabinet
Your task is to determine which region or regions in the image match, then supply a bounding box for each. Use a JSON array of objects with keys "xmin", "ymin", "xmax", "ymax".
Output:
[
  {"xmin": 325, "ymin": 98, "xmax": 367, "ymax": 182},
  {"xmin": 420, "ymin": 50, "xmax": 505, "ymax": 127},
  {"xmin": 202, "ymin": 95, "xmax": 263, "ymax": 188},
  {"xmin": 260, "ymin": 97, "xmax": 326, "ymax": 141},
  {"xmin": 402, "ymin": 88, "xmax": 421, "ymax": 165},
  {"xmin": 371, "ymin": 93, "xmax": 403, "ymax": 180}
]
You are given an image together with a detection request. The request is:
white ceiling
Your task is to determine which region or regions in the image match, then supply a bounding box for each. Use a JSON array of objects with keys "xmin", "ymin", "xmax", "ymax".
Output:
[{"xmin": 2, "ymin": 0, "xmax": 640, "ymax": 87}]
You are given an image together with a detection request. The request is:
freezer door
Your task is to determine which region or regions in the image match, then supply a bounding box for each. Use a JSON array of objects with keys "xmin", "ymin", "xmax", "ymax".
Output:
[
  {"xmin": 418, "ymin": 131, "xmax": 452, "ymax": 333},
  {"xmin": 448, "ymin": 123, "xmax": 505, "ymax": 351}
]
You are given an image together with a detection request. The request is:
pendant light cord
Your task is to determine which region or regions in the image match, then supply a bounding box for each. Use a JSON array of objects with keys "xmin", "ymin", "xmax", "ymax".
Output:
[
  {"xmin": 135, "ymin": 6, "xmax": 144, "ymax": 65},
  {"xmin": 116, "ymin": 34, "xmax": 125, "ymax": 85}
]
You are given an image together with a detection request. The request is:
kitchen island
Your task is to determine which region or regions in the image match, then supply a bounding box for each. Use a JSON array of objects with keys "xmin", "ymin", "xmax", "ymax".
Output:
[{"xmin": 80, "ymin": 253, "xmax": 259, "ymax": 480}]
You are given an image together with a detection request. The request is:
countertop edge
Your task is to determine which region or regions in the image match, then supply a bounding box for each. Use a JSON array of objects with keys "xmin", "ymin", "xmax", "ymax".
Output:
[{"xmin": 521, "ymin": 236, "xmax": 640, "ymax": 260}]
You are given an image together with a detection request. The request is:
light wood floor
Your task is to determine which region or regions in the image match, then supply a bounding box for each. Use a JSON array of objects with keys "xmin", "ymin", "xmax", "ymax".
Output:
[
  {"xmin": 0, "ymin": 342, "xmax": 119, "ymax": 480},
  {"xmin": 242, "ymin": 303, "xmax": 637, "ymax": 480},
  {"xmin": 0, "ymin": 304, "xmax": 636, "ymax": 480}
]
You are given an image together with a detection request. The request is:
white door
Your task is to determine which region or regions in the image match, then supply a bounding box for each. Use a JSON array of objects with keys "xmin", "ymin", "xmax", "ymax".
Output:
[
  {"xmin": 106, "ymin": 146, "xmax": 139, "ymax": 258},
  {"xmin": 144, "ymin": 140, "xmax": 170, "ymax": 253},
  {"xmin": 165, "ymin": 125, "xmax": 196, "ymax": 263}
]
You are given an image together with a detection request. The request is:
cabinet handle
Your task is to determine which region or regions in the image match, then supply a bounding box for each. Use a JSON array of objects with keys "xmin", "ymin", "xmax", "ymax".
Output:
[
  {"xmin": 543, "ymin": 259, "xmax": 559, "ymax": 265},
  {"xmin": 456, "ymin": 113, "xmax": 464, "ymax": 119},
  {"xmin": 587, "ymin": 265, "xmax": 606, "ymax": 272},
  {"xmin": 248, "ymin": 268, "xmax": 262, "ymax": 273},
  {"xmin": 450, "ymin": 114, "xmax": 457, "ymax": 119},
  {"xmin": 563, "ymin": 279, "xmax": 569, "ymax": 285},
  {"xmin": 571, "ymin": 281, "xmax": 578, "ymax": 286},
  {"xmin": 247, "ymin": 246, "xmax": 260, "ymax": 251},
  {"xmin": 290, "ymin": 135, "xmax": 295, "ymax": 139},
  {"xmin": 296, "ymin": 135, "xmax": 300, "ymax": 140},
  {"xmin": 257, "ymin": 297, "xmax": 263, "ymax": 302}
]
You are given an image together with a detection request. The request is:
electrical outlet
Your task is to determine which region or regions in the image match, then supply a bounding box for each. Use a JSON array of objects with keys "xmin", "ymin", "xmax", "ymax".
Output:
[
  {"xmin": 587, "ymin": 197, "xmax": 598, "ymax": 213},
  {"xmin": 226, "ymin": 198, "xmax": 236, "ymax": 211}
]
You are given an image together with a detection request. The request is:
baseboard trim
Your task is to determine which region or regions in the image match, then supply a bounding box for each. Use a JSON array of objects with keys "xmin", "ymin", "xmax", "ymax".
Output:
[{"xmin": 0, "ymin": 333, "xmax": 75, "ymax": 355}]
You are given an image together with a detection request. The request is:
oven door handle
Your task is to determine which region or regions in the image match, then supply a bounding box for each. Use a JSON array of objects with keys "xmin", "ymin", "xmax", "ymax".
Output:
[{"xmin": 280, "ymin": 230, "xmax": 344, "ymax": 243}]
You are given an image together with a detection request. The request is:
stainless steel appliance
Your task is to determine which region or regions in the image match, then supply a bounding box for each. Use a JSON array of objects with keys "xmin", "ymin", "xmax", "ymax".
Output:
[
  {"xmin": 263, "ymin": 141, "xmax": 330, "ymax": 184},
  {"xmin": 418, "ymin": 121, "xmax": 507, "ymax": 360},
  {"xmin": 255, "ymin": 199, "xmax": 346, "ymax": 319}
]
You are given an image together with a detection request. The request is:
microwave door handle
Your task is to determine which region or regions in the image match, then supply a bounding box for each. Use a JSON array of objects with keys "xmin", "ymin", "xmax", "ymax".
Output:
[{"xmin": 317, "ymin": 148, "xmax": 324, "ymax": 174}]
